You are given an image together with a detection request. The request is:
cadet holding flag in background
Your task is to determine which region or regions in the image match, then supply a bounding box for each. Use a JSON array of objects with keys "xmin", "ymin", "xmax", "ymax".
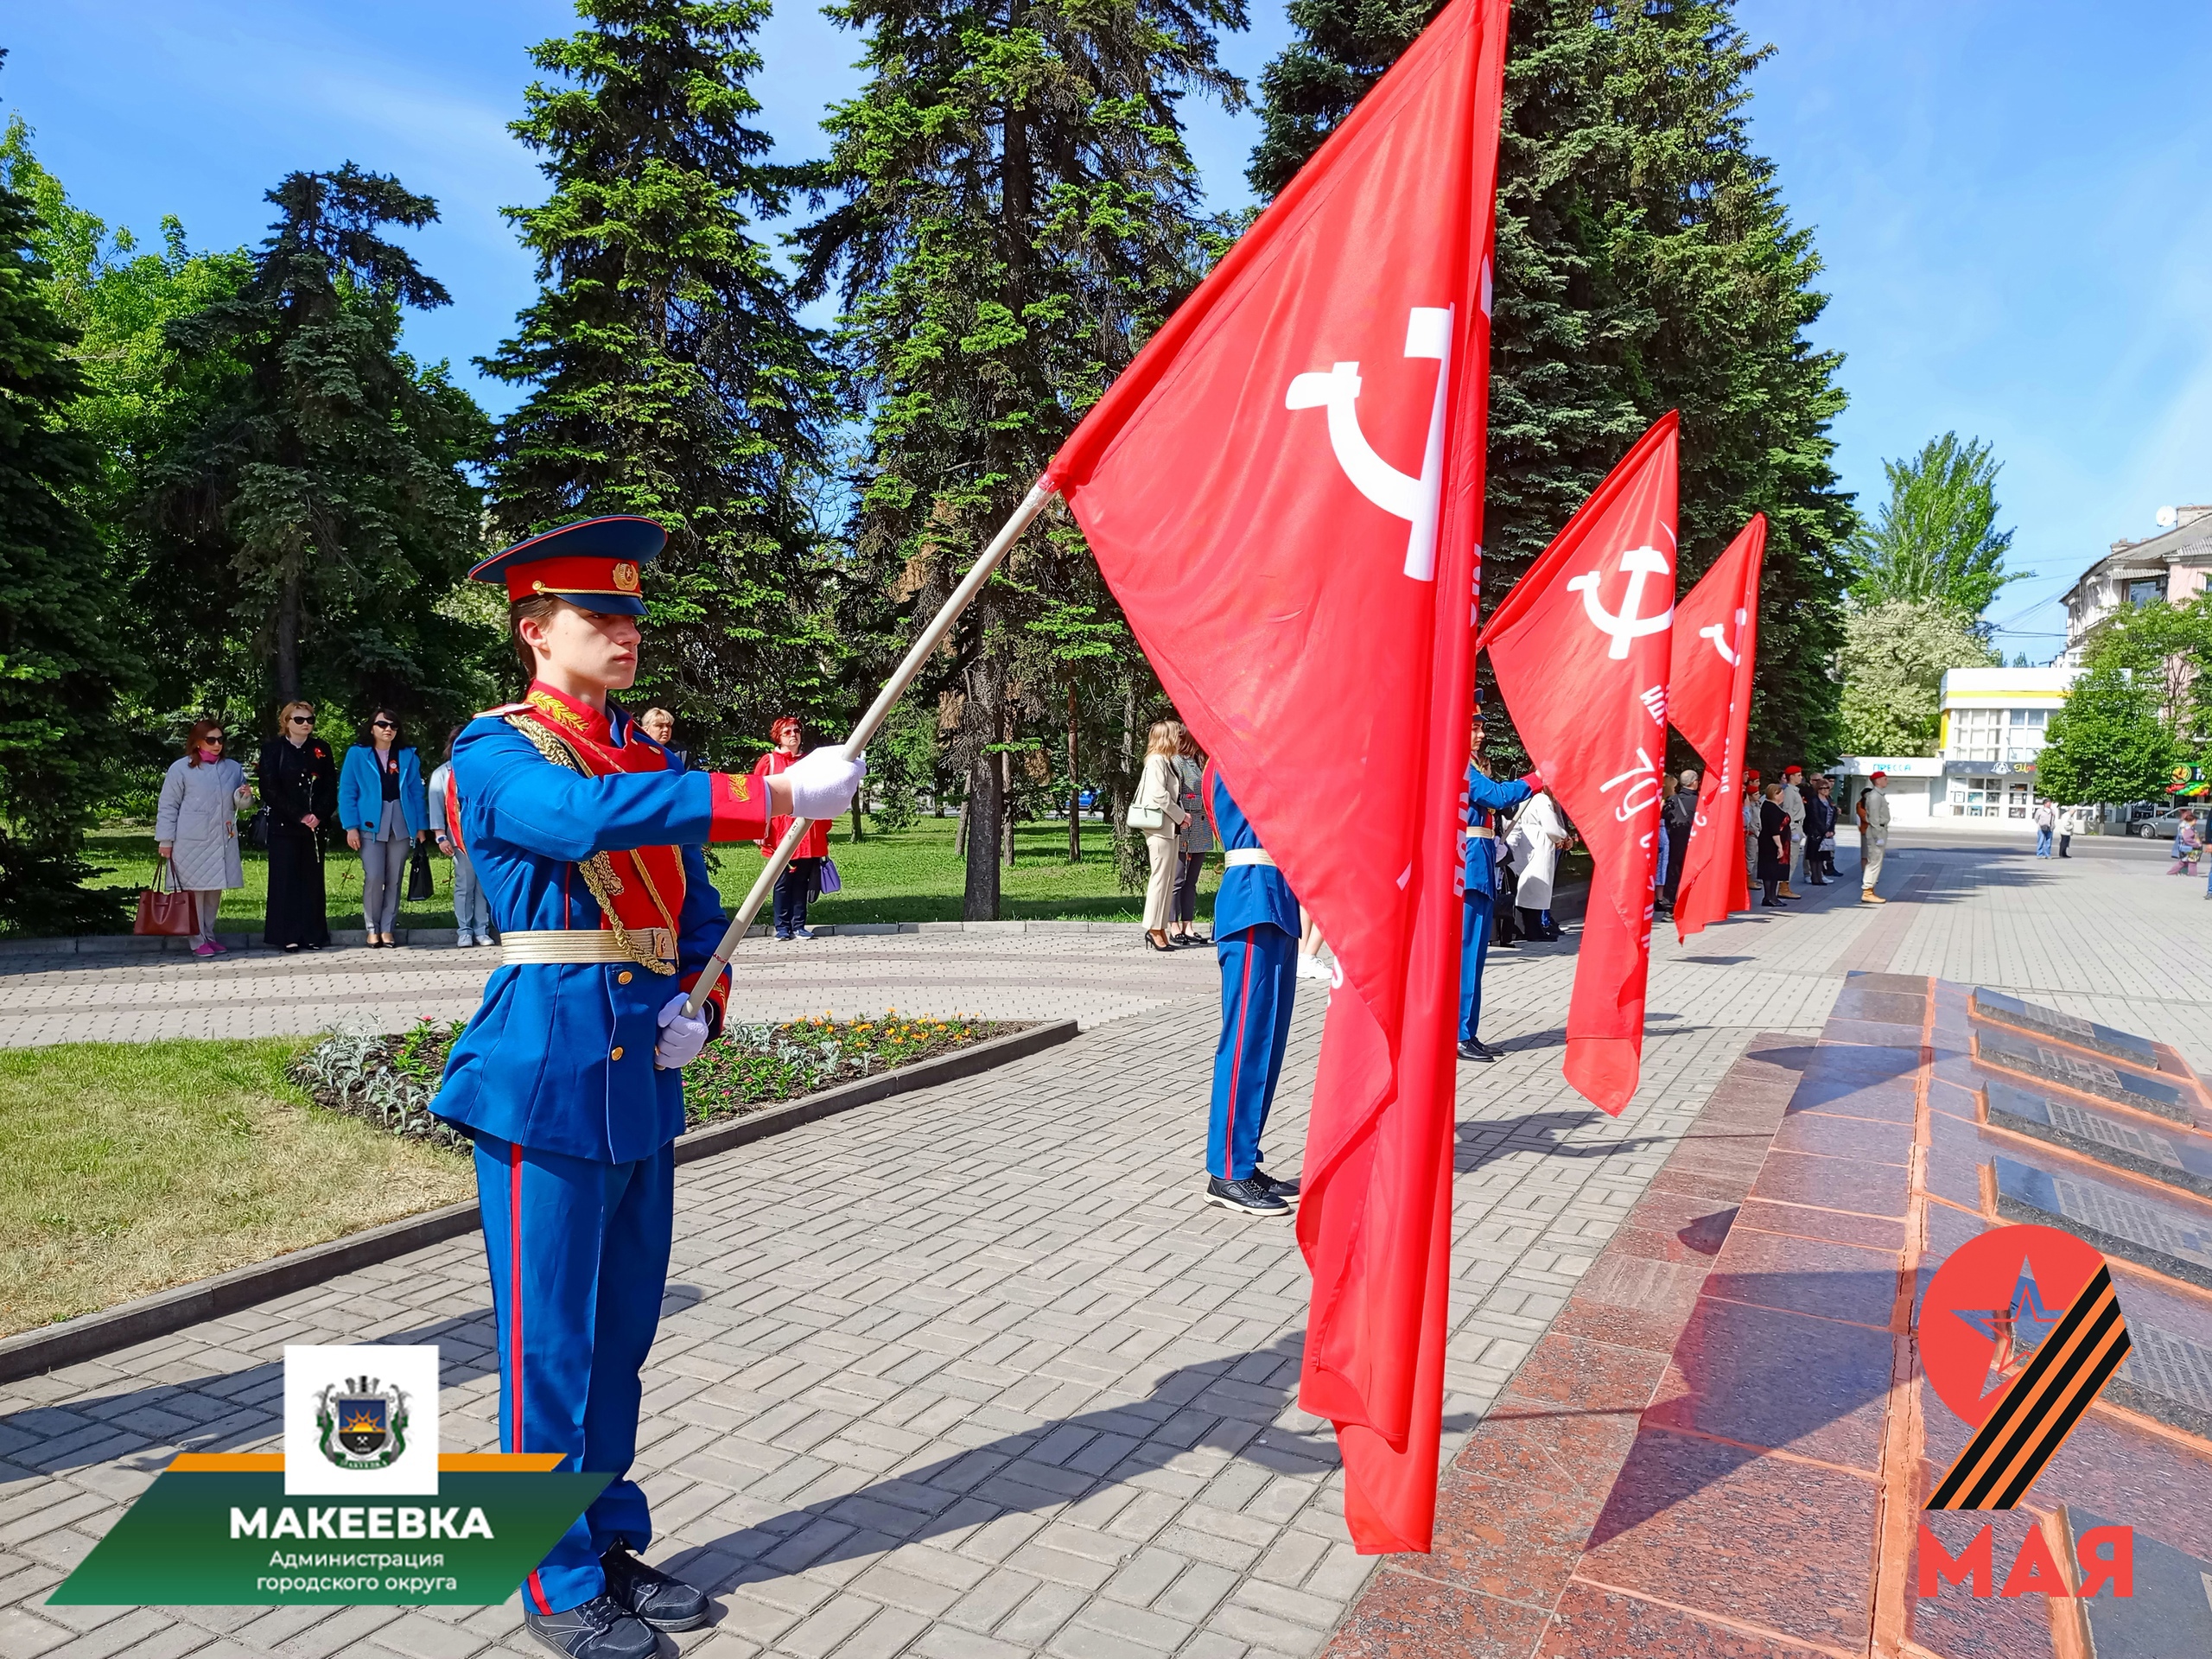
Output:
[{"xmin": 435, "ymin": 518, "xmax": 863, "ymax": 1659}]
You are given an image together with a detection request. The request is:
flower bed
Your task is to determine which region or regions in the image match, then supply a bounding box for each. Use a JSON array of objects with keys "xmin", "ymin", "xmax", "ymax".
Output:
[{"xmin": 288, "ymin": 1011, "xmax": 1016, "ymax": 1145}]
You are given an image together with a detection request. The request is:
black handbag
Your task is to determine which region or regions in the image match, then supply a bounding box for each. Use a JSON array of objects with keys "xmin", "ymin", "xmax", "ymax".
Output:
[
  {"xmin": 249, "ymin": 808, "xmax": 272, "ymax": 852},
  {"xmin": 405, "ymin": 841, "xmax": 435, "ymax": 902}
]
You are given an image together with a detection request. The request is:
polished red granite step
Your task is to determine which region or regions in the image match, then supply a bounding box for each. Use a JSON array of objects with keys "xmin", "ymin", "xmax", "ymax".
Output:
[{"xmin": 1323, "ymin": 974, "xmax": 2212, "ymax": 1659}]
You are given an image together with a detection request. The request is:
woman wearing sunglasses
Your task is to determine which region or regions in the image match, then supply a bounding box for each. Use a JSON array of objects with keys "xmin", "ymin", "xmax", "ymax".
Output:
[
  {"xmin": 257, "ymin": 701, "xmax": 339, "ymax": 951},
  {"xmin": 338, "ymin": 708, "xmax": 431, "ymax": 946},
  {"xmin": 155, "ymin": 719, "xmax": 255, "ymax": 957}
]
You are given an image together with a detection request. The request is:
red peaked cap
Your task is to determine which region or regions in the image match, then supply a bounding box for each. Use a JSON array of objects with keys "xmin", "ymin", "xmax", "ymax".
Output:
[{"xmin": 469, "ymin": 516, "xmax": 665, "ymax": 616}]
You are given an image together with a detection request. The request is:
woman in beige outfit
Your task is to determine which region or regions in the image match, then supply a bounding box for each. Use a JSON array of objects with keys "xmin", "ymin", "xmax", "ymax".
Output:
[{"xmin": 1133, "ymin": 721, "xmax": 1190, "ymax": 950}]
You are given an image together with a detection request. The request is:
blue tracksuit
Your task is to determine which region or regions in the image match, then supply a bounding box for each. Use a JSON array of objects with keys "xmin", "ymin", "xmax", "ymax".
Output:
[
  {"xmin": 435, "ymin": 683, "xmax": 768, "ymax": 1615},
  {"xmin": 1460, "ymin": 763, "xmax": 1533, "ymax": 1046},
  {"xmin": 1204, "ymin": 767, "xmax": 1300, "ymax": 1181}
]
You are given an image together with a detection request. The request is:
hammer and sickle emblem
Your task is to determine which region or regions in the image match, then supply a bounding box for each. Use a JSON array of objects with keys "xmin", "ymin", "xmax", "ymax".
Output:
[
  {"xmin": 1700, "ymin": 607, "xmax": 1746, "ymax": 667},
  {"xmin": 1285, "ymin": 306, "xmax": 1453, "ymax": 582},
  {"xmin": 1566, "ymin": 545, "xmax": 1674, "ymax": 660}
]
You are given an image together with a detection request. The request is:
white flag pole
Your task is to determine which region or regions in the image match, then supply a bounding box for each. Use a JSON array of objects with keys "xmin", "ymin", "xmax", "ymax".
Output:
[{"xmin": 681, "ymin": 479, "xmax": 1060, "ymax": 1020}]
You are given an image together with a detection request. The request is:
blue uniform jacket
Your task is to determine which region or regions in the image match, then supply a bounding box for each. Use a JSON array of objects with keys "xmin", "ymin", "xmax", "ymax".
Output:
[
  {"xmin": 434, "ymin": 705, "xmax": 743, "ymax": 1166},
  {"xmin": 338, "ymin": 744, "xmax": 429, "ymax": 836},
  {"xmin": 1204, "ymin": 766, "xmax": 1300, "ymax": 938},
  {"xmin": 1462, "ymin": 764, "xmax": 1533, "ymax": 899}
]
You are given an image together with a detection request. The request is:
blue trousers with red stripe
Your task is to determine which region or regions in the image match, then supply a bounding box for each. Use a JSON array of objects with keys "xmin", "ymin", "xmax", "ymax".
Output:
[
  {"xmin": 1210, "ymin": 923, "xmax": 1297, "ymax": 1180},
  {"xmin": 1459, "ymin": 891, "xmax": 1494, "ymax": 1044},
  {"xmin": 473, "ymin": 1133, "xmax": 673, "ymax": 1614}
]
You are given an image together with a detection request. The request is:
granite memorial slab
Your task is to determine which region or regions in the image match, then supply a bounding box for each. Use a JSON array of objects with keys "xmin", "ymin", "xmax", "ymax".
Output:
[
  {"xmin": 2105, "ymin": 1321, "xmax": 2212, "ymax": 1441},
  {"xmin": 1969, "ymin": 987, "xmax": 2163, "ymax": 1070},
  {"xmin": 1984, "ymin": 1083, "xmax": 2212, "ymax": 1202},
  {"xmin": 2069, "ymin": 1511, "xmax": 2212, "ymax": 1659},
  {"xmin": 1993, "ymin": 1156, "xmax": 2212, "ymax": 1291},
  {"xmin": 1974, "ymin": 1027, "xmax": 2192, "ymax": 1124}
]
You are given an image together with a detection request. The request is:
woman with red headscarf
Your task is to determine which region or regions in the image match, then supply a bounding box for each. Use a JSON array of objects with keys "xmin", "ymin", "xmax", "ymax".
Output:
[{"xmin": 752, "ymin": 716, "xmax": 834, "ymax": 940}]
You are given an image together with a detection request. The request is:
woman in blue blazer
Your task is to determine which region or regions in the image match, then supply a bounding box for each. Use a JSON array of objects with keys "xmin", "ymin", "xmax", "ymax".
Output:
[{"xmin": 339, "ymin": 708, "xmax": 430, "ymax": 946}]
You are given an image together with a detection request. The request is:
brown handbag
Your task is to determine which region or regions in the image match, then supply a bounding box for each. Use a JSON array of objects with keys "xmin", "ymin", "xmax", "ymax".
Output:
[{"xmin": 134, "ymin": 857, "xmax": 197, "ymax": 937}]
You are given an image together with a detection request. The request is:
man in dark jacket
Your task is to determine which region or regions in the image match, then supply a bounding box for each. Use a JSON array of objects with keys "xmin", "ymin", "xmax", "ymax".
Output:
[{"xmin": 1660, "ymin": 770, "xmax": 1699, "ymax": 909}]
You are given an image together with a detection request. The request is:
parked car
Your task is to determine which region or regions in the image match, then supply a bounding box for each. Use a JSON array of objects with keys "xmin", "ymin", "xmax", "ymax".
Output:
[{"xmin": 2134, "ymin": 810, "xmax": 2191, "ymax": 840}]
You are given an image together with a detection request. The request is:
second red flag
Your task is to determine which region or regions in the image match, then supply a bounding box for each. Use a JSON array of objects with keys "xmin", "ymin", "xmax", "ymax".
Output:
[{"xmin": 1479, "ymin": 414, "xmax": 1679, "ymax": 1116}]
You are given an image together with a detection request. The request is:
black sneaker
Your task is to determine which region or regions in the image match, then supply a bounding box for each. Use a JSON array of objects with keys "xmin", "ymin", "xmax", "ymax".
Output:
[
  {"xmin": 1204, "ymin": 1175, "xmax": 1289, "ymax": 1216},
  {"xmin": 523, "ymin": 1594, "xmax": 658, "ymax": 1659},
  {"xmin": 1250, "ymin": 1168, "xmax": 1300, "ymax": 1205},
  {"xmin": 1456, "ymin": 1039, "xmax": 1497, "ymax": 1063},
  {"xmin": 601, "ymin": 1542, "xmax": 710, "ymax": 1631}
]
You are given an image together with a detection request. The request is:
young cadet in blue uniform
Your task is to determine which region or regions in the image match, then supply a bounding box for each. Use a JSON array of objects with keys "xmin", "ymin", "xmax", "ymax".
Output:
[
  {"xmin": 1459, "ymin": 713, "xmax": 1541, "ymax": 1063},
  {"xmin": 436, "ymin": 518, "xmax": 863, "ymax": 1659},
  {"xmin": 1201, "ymin": 763, "xmax": 1304, "ymax": 1217}
]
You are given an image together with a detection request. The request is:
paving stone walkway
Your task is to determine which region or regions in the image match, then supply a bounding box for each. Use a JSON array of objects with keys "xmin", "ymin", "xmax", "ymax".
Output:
[
  {"xmin": 0, "ymin": 929, "xmax": 1224, "ymax": 1048},
  {"xmin": 0, "ymin": 828, "xmax": 2198, "ymax": 1659}
]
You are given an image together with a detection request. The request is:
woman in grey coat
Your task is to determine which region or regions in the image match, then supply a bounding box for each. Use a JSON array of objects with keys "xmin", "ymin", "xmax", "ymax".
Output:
[{"xmin": 156, "ymin": 719, "xmax": 254, "ymax": 957}]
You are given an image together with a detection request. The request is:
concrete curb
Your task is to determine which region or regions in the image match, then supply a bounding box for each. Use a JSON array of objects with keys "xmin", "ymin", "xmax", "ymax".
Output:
[
  {"xmin": 0, "ymin": 1020, "xmax": 1077, "ymax": 1384},
  {"xmin": 0, "ymin": 921, "xmax": 1175, "ymax": 959}
]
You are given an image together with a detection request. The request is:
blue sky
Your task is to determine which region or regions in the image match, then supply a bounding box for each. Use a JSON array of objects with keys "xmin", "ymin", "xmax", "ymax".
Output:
[{"xmin": 5, "ymin": 3, "xmax": 2209, "ymax": 652}]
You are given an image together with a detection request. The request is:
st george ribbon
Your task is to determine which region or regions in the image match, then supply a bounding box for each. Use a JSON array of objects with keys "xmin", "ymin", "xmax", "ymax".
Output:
[
  {"xmin": 1668, "ymin": 515, "xmax": 1765, "ymax": 938},
  {"xmin": 1045, "ymin": 0, "xmax": 1513, "ymax": 1554},
  {"xmin": 1479, "ymin": 413, "xmax": 1680, "ymax": 1116}
]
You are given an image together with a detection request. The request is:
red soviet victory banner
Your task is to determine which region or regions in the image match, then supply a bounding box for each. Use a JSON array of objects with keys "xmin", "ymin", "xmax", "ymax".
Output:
[
  {"xmin": 1479, "ymin": 413, "xmax": 1679, "ymax": 1116},
  {"xmin": 1668, "ymin": 515, "xmax": 1765, "ymax": 939},
  {"xmin": 1045, "ymin": 0, "xmax": 1511, "ymax": 1554}
]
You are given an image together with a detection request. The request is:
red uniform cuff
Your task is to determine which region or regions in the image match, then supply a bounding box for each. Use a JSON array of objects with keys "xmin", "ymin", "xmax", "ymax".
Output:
[
  {"xmin": 679, "ymin": 969, "xmax": 728, "ymax": 1039},
  {"xmin": 707, "ymin": 772, "xmax": 770, "ymax": 842},
  {"xmin": 1521, "ymin": 771, "xmax": 1544, "ymax": 792}
]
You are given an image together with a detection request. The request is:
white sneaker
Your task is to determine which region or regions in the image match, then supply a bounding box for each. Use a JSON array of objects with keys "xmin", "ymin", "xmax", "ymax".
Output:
[{"xmin": 1295, "ymin": 954, "xmax": 1332, "ymax": 982}]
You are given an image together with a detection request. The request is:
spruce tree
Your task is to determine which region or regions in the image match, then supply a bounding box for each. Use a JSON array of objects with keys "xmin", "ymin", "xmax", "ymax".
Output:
[
  {"xmin": 0, "ymin": 86, "xmax": 138, "ymax": 932},
  {"xmin": 482, "ymin": 0, "xmax": 832, "ymax": 756},
  {"xmin": 799, "ymin": 0, "xmax": 1243, "ymax": 917},
  {"xmin": 143, "ymin": 165, "xmax": 492, "ymax": 724},
  {"xmin": 1251, "ymin": 0, "xmax": 1853, "ymax": 775}
]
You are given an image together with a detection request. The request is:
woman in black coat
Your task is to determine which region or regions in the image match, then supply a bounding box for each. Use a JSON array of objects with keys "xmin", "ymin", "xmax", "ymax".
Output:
[
  {"xmin": 257, "ymin": 699, "xmax": 339, "ymax": 950},
  {"xmin": 1758, "ymin": 781, "xmax": 1792, "ymax": 910}
]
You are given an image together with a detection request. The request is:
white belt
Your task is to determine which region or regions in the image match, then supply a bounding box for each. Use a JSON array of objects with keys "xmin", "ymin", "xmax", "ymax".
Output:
[
  {"xmin": 501, "ymin": 927, "xmax": 677, "ymax": 969},
  {"xmin": 1224, "ymin": 849, "xmax": 1277, "ymax": 868},
  {"xmin": 1466, "ymin": 827, "xmax": 1497, "ymax": 840}
]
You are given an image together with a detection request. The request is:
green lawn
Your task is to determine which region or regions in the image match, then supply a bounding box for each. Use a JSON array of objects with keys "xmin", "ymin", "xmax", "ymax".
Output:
[
  {"xmin": 77, "ymin": 813, "xmax": 1209, "ymax": 935},
  {"xmin": 0, "ymin": 1038, "xmax": 472, "ymax": 1334}
]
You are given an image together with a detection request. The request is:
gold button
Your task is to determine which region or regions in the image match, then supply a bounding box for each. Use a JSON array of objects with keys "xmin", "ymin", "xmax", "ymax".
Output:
[
  {"xmin": 610, "ymin": 1046, "xmax": 625, "ymax": 1062},
  {"xmin": 617, "ymin": 971, "xmax": 632, "ymax": 985}
]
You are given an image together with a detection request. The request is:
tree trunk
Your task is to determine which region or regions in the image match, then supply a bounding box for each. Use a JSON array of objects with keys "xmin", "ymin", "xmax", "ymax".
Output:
[
  {"xmin": 961, "ymin": 643, "xmax": 1004, "ymax": 919},
  {"xmin": 1001, "ymin": 734, "xmax": 1014, "ymax": 868},
  {"xmin": 1067, "ymin": 682, "xmax": 1081, "ymax": 863},
  {"xmin": 850, "ymin": 799, "xmax": 864, "ymax": 842},
  {"xmin": 274, "ymin": 552, "xmax": 303, "ymax": 706},
  {"xmin": 1109, "ymin": 678, "xmax": 1135, "ymax": 850},
  {"xmin": 955, "ymin": 796, "xmax": 969, "ymax": 857}
]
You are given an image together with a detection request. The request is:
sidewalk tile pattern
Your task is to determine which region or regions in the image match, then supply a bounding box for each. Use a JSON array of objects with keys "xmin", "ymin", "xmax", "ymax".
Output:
[{"xmin": 4, "ymin": 831, "xmax": 2205, "ymax": 1656}]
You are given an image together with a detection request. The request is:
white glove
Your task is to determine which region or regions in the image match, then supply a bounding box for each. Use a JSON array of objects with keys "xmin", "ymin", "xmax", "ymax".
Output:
[
  {"xmin": 783, "ymin": 747, "xmax": 867, "ymax": 822},
  {"xmin": 655, "ymin": 991, "xmax": 711, "ymax": 1069}
]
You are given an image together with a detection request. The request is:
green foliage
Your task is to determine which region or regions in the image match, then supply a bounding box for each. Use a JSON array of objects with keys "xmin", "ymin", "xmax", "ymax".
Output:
[
  {"xmin": 2082, "ymin": 596, "xmax": 2212, "ymax": 753},
  {"xmin": 0, "ymin": 118, "xmax": 253, "ymax": 546},
  {"xmin": 1250, "ymin": 0, "xmax": 1854, "ymax": 778},
  {"xmin": 2038, "ymin": 659, "xmax": 2174, "ymax": 808},
  {"xmin": 138, "ymin": 164, "xmax": 495, "ymax": 731},
  {"xmin": 799, "ymin": 0, "xmax": 1243, "ymax": 915},
  {"xmin": 481, "ymin": 0, "xmax": 835, "ymax": 761},
  {"xmin": 866, "ymin": 699, "xmax": 943, "ymax": 832},
  {"xmin": 1837, "ymin": 599, "xmax": 1997, "ymax": 757},
  {"xmin": 1846, "ymin": 431, "xmax": 2022, "ymax": 619},
  {"xmin": 0, "ymin": 87, "xmax": 142, "ymax": 931}
]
